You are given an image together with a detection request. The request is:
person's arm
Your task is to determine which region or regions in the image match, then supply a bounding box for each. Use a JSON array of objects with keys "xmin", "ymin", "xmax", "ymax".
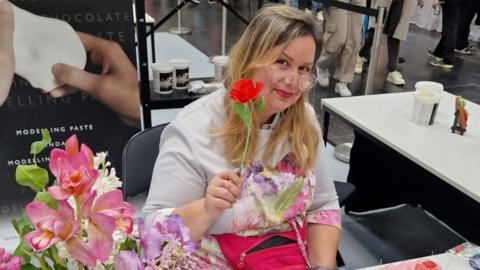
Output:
[
  {"xmin": 174, "ymin": 170, "xmax": 241, "ymax": 242},
  {"xmin": 143, "ymin": 120, "xmax": 242, "ymax": 242},
  {"xmin": 51, "ymin": 32, "xmax": 140, "ymax": 125},
  {"xmin": 0, "ymin": 0, "xmax": 14, "ymax": 107},
  {"xmin": 307, "ymin": 224, "xmax": 341, "ymax": 269},
  {"xmin": 304, "ymin": 105, "xmax": 342, "ymax": 268}
]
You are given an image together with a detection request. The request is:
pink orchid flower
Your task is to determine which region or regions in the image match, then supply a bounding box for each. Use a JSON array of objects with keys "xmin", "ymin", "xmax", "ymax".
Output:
[
  {"xmin": 81, "ymin": 190, "xmax": 135, "ymax": 262},
  {"xmin": 24, "ymin": 201, "xmax": 97, "ymax": 267},
  {"xmin": 0, "ymin": 247, "xmax": 22, "ymax": 270},
  {"xmin": 48, "ymin": 135, "xmax": 98, "ymax": 200}
]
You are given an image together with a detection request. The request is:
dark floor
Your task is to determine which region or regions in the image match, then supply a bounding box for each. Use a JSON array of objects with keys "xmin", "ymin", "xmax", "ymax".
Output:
[{"xmin": 147, "ymin": 0, "xmax": 480, "ymax": 146}]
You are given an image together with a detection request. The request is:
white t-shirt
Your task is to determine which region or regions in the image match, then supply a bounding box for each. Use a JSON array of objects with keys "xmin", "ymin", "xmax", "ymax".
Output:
[{"xmin": 143, "ymin": 89, "xmax": 340, "ymax": 234}]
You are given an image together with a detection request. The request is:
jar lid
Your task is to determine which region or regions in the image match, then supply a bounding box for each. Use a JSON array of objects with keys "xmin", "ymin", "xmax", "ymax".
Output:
[{"xmin": 151, "ymin": 63, "xmax": 173, "ymax": 72}]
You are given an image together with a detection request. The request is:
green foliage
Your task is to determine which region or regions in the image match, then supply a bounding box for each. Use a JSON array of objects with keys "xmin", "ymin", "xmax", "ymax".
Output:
[
  {"xmin": 30, "ymin": 129, "xmax": 52, "ymax": 157},
  {"xmin": 34, "ymin": 191, "xmax": 58, "ymax": 209},
  {"xmin": 12, "ymin": 212, "xmax": 34, "ymax": 263},
  {"xmin": 16, "ymin": 165, "xmax": 49, "ymax": 192},
  {"xmin": 20, "ymin": 263, "xmax": 39, "ymax": 270},
  {"xmin": 119, "ymin": 237, "xmax": 139, "ymax": 255},
  {"xmin": 233, "ymin": 103, "xmax": 251, "ymax": 128},
  {"xmin": 255, "ymin": 97, "xmax": 266, "ymax": 112},
  {"xmin": 273, "ymin": 179, "xmax": 304, "ymax": 215}
]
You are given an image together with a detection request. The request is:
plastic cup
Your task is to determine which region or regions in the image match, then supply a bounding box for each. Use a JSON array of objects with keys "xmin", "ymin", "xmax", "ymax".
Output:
[
  {"xmin": 212, "ymin": 55, "xmax": 229, "ymax": 82},
  {"xmin": 411, "ymin": 81, "xmax": 444, "ymax": 125}
]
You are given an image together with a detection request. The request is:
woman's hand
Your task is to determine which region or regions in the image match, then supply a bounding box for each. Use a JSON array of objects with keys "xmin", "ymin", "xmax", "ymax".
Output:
[
  {"xmin": 51, "ymin": 32, "xmax": 140, "ymax": 125},
  {"xmin": 0, "ymin": 0, "xmax": 14, "ymax": 108},
  {"xmin": 204, "ymin": 170, "xmax": 243, "ymax": 219},
  {"xmin": 431, "ymin": 0, "xmax": 440, "ymax": 8}
]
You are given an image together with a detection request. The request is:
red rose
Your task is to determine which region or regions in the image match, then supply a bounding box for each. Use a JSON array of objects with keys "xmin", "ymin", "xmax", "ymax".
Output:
[{"xmin": 229, "ymin": 79, "xmax": 264, "ymax": 104}]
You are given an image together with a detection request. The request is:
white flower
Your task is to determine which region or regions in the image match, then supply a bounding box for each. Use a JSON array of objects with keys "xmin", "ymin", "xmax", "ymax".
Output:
[
  {"xmin": 93, "ymin": 167, "xmax": 122, "ymax": 195},
  {"xmin": 93, "ymin": 152, "xmax": 108, "ymax": 169}
]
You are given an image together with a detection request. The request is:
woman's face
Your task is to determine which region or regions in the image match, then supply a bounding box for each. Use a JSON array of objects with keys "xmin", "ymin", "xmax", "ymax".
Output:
[{"xmin": 252, "ymin": 35, "xmax": 316, "ymax": 123}]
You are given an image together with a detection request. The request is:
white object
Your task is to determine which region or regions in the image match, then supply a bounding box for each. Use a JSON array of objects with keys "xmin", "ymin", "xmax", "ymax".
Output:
[
  {"xmin": 354, "ymin": 56, "xmax": 365, "ymax": 75},
  {"xmin": 358, "ymin": 253, "xmax": 471, "ymax": 270},
  {"xmin": 335, "ymin": 82, "xmax": 352, "ymax": 97},
  {"xmin": 411, "ymin": 81, "xmax": 444, "ymax": 125},
  {"xmin": 321, "ymin": 92, "xmax": 480, "ymax": 203},
  {"xmin": 12, "ymin": 4, "xmax": 86, "ymax": 92},
  {"xmin": 212, "ymin": 55, "xmax": 229, "ymax": 82},
  {"xmin": 386, "ymin": 71, "xmax": 405, "ymax": 86},
  {"xmin": 151, "ymin": 63, "xmax": 173, "ymax": 95},
  {"xmin": 316, "ymin": 67, "xmax": 330, "ymax": 87},
  {"xmin": 188, "ymin": 80, "xmax": 223, "ymax": 94},
  {"xmin": 169, "ymin": 59, "xmax": 190, "ymax": 90}
]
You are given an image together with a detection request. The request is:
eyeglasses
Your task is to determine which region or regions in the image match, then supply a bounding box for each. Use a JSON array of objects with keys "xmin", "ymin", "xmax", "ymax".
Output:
[{"xmin": 266, "ymin": 62, "xmax": 317, "ymax": 91}]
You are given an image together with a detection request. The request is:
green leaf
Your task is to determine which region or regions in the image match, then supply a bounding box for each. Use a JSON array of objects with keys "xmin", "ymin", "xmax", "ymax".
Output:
[
  {"xmin": 233, "ymin": 103, "xmax": 251, "ymax": 128},
  {"xmin": 119, "ymin": 237, "xmax": 139, "ymax": 252},
  {"xmin": 255, "ymin": 97, "xmax": 266, "ymax": 112},
  {"xmin": 12, "ymin": 211, "xmax": 32, "ymax": 235},
  {"xmin": 34, "ymin": 191, "xmax": 58, "ymax": 209},
  {"xmin": 13, "ymin": 239, "xmax": 33, "ymax": 263},
  {"xmin": 273, "ymin": 179, "xmax": 304, "ymax": 215},
  {"xmin": 15, "ymin": 165, "xmax": 49, "ymax": 192},
  {"xmin": 30, "ymin": 129, "xmax": 52, "ymax": 156},
  {"xmin": 20, "ymin": 263, "xmax": 38, "ymax": 270}
]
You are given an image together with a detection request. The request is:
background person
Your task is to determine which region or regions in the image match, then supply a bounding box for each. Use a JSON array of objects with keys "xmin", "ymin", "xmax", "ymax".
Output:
[
  {"xmin": 316, "ymin": 0, "xmax": 366, "ymax": 97},
  {"xmin": 358, "ymin": 0, "xmax": 423, "ymax": 86}
]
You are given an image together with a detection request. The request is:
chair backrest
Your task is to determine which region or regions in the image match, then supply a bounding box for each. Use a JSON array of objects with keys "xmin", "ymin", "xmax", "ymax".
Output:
[{"xmin": 122, "ymin": 123, "xmax": 169, "ymax": 198}]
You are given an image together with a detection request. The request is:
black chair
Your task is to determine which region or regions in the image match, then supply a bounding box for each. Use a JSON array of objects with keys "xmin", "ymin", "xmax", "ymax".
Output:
[
  {"xmin": 333, "ymin": 181, "xmax": 355, "ymax": 267},
  {"xmin": 122, "ymin": 123, "xmax": 169, "ymax": 199},
  {"xmin": 334, "ymin": 181, "xmax": 355, "ymax": 207}
]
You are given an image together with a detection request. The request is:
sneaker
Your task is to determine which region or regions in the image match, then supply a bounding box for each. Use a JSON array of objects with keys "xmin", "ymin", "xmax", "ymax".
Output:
[
  {"xmin": 316, "ymin": 10, "xmax": 324, "ymax": 21},
  {"xmin": 430, "ymin": 59, "xmax": 453, "ymax": 69},
  {"xmin": 427, "ymin": 50, "xmax": 442, "ymax": 61},
  {"xmin": 386, "ymin": 71, "xmax": 405, "ymax": 86},
  {"xmin": 208, "ymin": 0, "xmax": 215, "ymax": 4},
  {"xmin": 190, "ymin": 0, "xmax": 200, "ymax": 4},
  {"xmin": 454, "ymin": 47, "xmax": 475, "ymax": 55},
  {"xmin": 335, "ymin": 82, "xmax": 352, "ymax": 97},
  {"xmin": 354, "ymin": 56, "xmax": 365, "ymax": 74},
  {"xmin": 316, "ymin": 67, "xmax": 330, "ymax": 87}
]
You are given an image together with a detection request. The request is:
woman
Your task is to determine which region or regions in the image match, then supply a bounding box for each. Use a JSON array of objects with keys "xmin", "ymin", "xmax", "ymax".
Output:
[{"xmin": 144, "ymin": 5, "xmax": 341, "ymax": 269}]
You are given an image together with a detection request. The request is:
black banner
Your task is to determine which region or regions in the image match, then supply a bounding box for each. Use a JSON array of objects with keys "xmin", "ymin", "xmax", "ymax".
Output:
[{"xmin": 0, "ymin": 0, "xmax": 139, "ymax": 216}]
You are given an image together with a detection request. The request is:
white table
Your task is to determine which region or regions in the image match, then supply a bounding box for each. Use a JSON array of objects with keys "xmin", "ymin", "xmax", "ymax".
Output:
[
  {"xmin": 321, "ymin": 91, "xmax": 480, "ymax": 243},
  {"xmin": 359, "ymin": 253, "xmax": 471, "ymax": 270},
  {"xmin": 322, "ymin": 92, "xmax": 480, "ymax": 203}
]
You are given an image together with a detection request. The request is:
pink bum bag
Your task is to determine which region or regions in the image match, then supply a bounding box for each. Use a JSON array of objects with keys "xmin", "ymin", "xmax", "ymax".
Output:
[{"xmin": 213, "ymin": 221, "xmax": 310, "ymax": 270}]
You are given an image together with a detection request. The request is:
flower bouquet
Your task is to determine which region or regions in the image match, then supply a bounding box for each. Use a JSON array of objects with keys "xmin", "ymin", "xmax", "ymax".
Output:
[{"xmin": 2, "ymin": 130, "xmax": 200, "ymax": 270}]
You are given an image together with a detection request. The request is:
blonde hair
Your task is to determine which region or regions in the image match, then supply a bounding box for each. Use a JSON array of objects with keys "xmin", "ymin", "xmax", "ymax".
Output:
[{"xmin": 216, "ymin": 5, "xmax": 322, "ymax": 173}]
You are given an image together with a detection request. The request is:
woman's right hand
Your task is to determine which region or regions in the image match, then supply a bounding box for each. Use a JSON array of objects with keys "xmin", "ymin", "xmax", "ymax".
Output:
[{"xmin": 204, "ymin": 170, "xmax": 243, "ymax": 219}]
